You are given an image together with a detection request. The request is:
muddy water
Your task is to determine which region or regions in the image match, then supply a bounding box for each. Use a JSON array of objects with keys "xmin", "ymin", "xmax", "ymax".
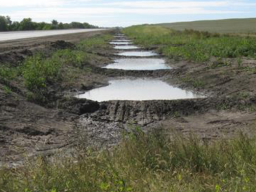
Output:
[
  {"xmin": 77, "ymin": 79, "xmax": 203, "ymax": 102},
  {"xmin": 104, "ymin": 58, "xmax": 171, "ymax": 70},
  {"xmin": 114, "ymin": 45, "xmax": 139, "ymax": 50},
  {"xmin": 117, "ymin": 51, "xmax": 158, "ymax": 57}
]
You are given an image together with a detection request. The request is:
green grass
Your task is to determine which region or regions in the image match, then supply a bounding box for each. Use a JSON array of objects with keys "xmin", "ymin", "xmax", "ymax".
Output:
[
  {"xmin": 158, "ymin": 18, "xmax": 256, "ymax": 34},
  {"xmin": 123, "ymin": 25, "xmax": 256, "ymax": 62},
  {"xmin": 1, "ymin": 130, "xmax": 256, "ymax": 191},
  {"xmin": 0, "ymin": 65, "xmax": 20, "ymax": 81},
  {"xmin": 22, "ymin": 54, "xmax": 62, "ymax": 95},
  {"xmin": 77, "ymin": 34, "xmax": 113, "ymax": 52}
]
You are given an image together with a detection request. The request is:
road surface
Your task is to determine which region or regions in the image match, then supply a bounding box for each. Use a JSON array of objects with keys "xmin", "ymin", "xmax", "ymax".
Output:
[{"xmin": 0, "ymin": 29, "xmax": 105, "ymax": 42}]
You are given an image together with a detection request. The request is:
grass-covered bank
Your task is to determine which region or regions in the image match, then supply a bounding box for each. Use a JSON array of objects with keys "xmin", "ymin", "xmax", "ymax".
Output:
[
  {"xmin": 0, "ymin": 34, "xmax": 113, "ymax": 103},
  {"xmin": 158, "ymin": 18, "xmax": 256, "ymax": 34},
  {"xmin": 1, "ymin": 130, "xmax": 256, "ymax": 192},
  {"xmin": 123, "ymin": 25, "xmax": 256, "ymax": 62}
]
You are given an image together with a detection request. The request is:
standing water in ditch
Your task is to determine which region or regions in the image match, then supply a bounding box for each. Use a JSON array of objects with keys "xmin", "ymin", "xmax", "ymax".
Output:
[
  {"xmin": 113, "ymin": 40, "xmax": 131, "ymax": 42},
  {"xmin": 77, "ymin": 79, "xmax": 203, "ymax": 102},
  {"xmin": 104, "ymin": 58, "xmax": 171, "ymax": 70},
  {"xmin": 78, "ymin": 34, "xmax": 204, "ymax": 102},
  {"xmin": 118, "ymin": 51, "xmax": 158, "ymax": 57},
  {"xmin": 114, "ymin": 45, "xmax": 139, "ymax": 49},
  {"xmin": 110, "ymin": 41, "xmax": 132, "ymax": 45}
]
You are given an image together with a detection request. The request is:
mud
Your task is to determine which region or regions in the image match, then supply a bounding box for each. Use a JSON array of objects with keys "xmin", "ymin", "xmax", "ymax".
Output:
[{"xmin": 1, "ymin": 32, "xmax": 256, "ymax": 165}]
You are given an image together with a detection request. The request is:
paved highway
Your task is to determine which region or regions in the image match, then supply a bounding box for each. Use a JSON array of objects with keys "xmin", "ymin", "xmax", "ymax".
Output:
[{"xmin": 0, "ymin": 29, "xmax": 105, "ymax": 42}]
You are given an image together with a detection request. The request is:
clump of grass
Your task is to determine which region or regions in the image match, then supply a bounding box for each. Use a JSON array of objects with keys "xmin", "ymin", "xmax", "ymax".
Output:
[
  {"xmin": 2, "ymin": 85, "xmax": 12, "ymax": 94},
  {"xmin": 78, "ymin": 34, "xmax": 113, "ymax": 52},
  {"xmin": 22, "ymin": 53, "xmax": 62, "ymax": 102},
  {"xmin": 1, "ymin": 130, "xmax": 256, "ymax": 191},
  {"xmin": 22, "ymin": 54, "xmax": 62, "ymax": 92},
  {"xmin": 19, "ymin": 34, "xmax": 112, "ymax": 102},
  {"xmin": 0, "ymin": 65, "xmax": 20, "ymax": 81}
]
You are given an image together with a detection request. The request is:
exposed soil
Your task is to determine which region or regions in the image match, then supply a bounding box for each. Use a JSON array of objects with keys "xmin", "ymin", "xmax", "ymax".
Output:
[{"xmin": 1, "ymin": 32, "xmax": 256, "ymax": 165}]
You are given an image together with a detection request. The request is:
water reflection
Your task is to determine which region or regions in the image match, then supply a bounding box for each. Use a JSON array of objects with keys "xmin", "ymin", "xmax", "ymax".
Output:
[
  {"xmin": 114, "ymin": 45, "xmax": 139, "ymax": 50},
  {"xmin": 104, "ymin": 58, "xmax": 171, "ymax": 70},
  {"xmin": 110, "ymin": 41, "xmax": 132, "ymax": 45},
  {"xmin": 117, "ymin": 51, "xmax": 158, "ymax": 57},
  {"xmin": 114, "ymin": 40, "xmax": 132, "ymax": 42},
  {"xmin": 77, "ymin": 79, "xmax": 203, "ymax": 102}
]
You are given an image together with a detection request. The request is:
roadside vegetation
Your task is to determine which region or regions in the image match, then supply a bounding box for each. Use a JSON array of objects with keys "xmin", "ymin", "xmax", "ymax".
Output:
[
  {"xmin": 0, "ymin": 34, "xmax": 112, "ymax": 103},
  {"xmin": 1, "ymin": 130, "xmax": 256, "ymax": 192},
  {"xmin": 0, "ymin": 15, "xmax": 97, "ymax": 31},
  {"xmin": 123, "ymin": 25, "xmax": 256, "ymax": 62}
]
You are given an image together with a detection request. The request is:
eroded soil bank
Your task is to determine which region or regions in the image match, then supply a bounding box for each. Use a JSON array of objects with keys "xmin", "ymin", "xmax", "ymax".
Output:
[{"xmin": 1, "ymin": 31, "xmax": 256, "ymax": 166}]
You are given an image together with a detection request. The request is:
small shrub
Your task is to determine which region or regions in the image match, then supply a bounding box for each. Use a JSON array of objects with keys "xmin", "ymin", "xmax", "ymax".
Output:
[
  {"xmin": 0, "ymin": 65, "xmax": 19, "ymax": 81},
  {"xmin": 22, "ymin": 54, "xmax": 62, "ymax": 101}
]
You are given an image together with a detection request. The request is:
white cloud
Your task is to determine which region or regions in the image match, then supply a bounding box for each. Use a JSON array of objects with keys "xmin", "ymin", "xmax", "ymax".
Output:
[
  {"xmin": 0, "ymin": 0, "xmax": 60, "ymax": 7},
  {"xmin": 100, "ymin": 0, "xmax": 256, "ymax": 9},
  {"xmin": 9, "ymin": 6, "xmax": 240, "ymax": 18},
  {"xmin": 1, "ymin": 0, "xmax": 254, "ymax": 8},
  {"xmin": 0, "ymin": 0, "xmax": 96, "ymax": 7},
  {"xmin": 1, "ymin": 0, "xmax": 254, "ymax": 26},
  {"xmin": 103, "ymin": 1, "xmax": 231, "ymax": 8}
]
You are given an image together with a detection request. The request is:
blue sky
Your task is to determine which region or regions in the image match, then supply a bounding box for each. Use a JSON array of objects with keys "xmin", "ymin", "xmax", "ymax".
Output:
[{"xmin": 0, "ymin": 0, "xmax": 256, "ymax": 27}]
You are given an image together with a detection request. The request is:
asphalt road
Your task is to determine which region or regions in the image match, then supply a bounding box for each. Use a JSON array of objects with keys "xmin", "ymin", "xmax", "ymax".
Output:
[{"xmin": 0, "ymin": 29, "xmax": 106, "ymax": 42}]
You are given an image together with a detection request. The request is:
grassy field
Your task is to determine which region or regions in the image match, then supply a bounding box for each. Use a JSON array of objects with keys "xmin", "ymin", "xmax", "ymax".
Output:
[
  {"xmin": 123, "ymin": 25, "xmax": 256, "ymax": 63},
  {"xmin": 158, "ymin": 18, "xmax": 256, "ymax": 34},
  {"xmin": 1, "ymin": 130, "xmax": 256, "ymax": 192}
]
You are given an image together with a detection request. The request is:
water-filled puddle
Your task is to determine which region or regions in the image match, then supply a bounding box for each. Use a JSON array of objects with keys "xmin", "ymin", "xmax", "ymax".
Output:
[
  {"xmin": 114, "ymin": 40, "xmax": 131, "ymax": 42},
  {"xmin": 110, "ymin": 41, "xmax": 132, "ymax": 45},
  {"xmin": 104, "ymin": 58, "xmax": 171, "ymax": 70},
  {"xmin": 77, "ymin": 79, "xmax": 203, "ymax": 102},
  {"xmin": 118, "ymin": 51, "xmax": 158, "ymax": 57},
  {"xmin": 114, "ymin": 45, "xmax": 139, "ymax": 50}
]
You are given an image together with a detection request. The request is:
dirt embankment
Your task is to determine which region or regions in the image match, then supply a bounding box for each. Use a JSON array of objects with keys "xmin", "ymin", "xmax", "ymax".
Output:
[
  {"xmin": 0, "ymin": 31, "xmax": 113, "ymax": 165},
  {"xmin": 1, "ymin": 31, "xmax": 256, "ymax": 165}
]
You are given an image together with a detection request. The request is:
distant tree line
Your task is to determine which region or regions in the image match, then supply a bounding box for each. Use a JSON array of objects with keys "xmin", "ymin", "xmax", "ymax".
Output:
[{"xmin": 0, "ymin": 16, "xmax": 97, "ymax": 31}]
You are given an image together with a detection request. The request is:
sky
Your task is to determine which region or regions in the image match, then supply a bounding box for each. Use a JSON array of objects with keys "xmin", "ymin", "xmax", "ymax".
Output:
[{"xmin": 0, "ymin": 0, "xmax": 256, "ymax": 27}]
